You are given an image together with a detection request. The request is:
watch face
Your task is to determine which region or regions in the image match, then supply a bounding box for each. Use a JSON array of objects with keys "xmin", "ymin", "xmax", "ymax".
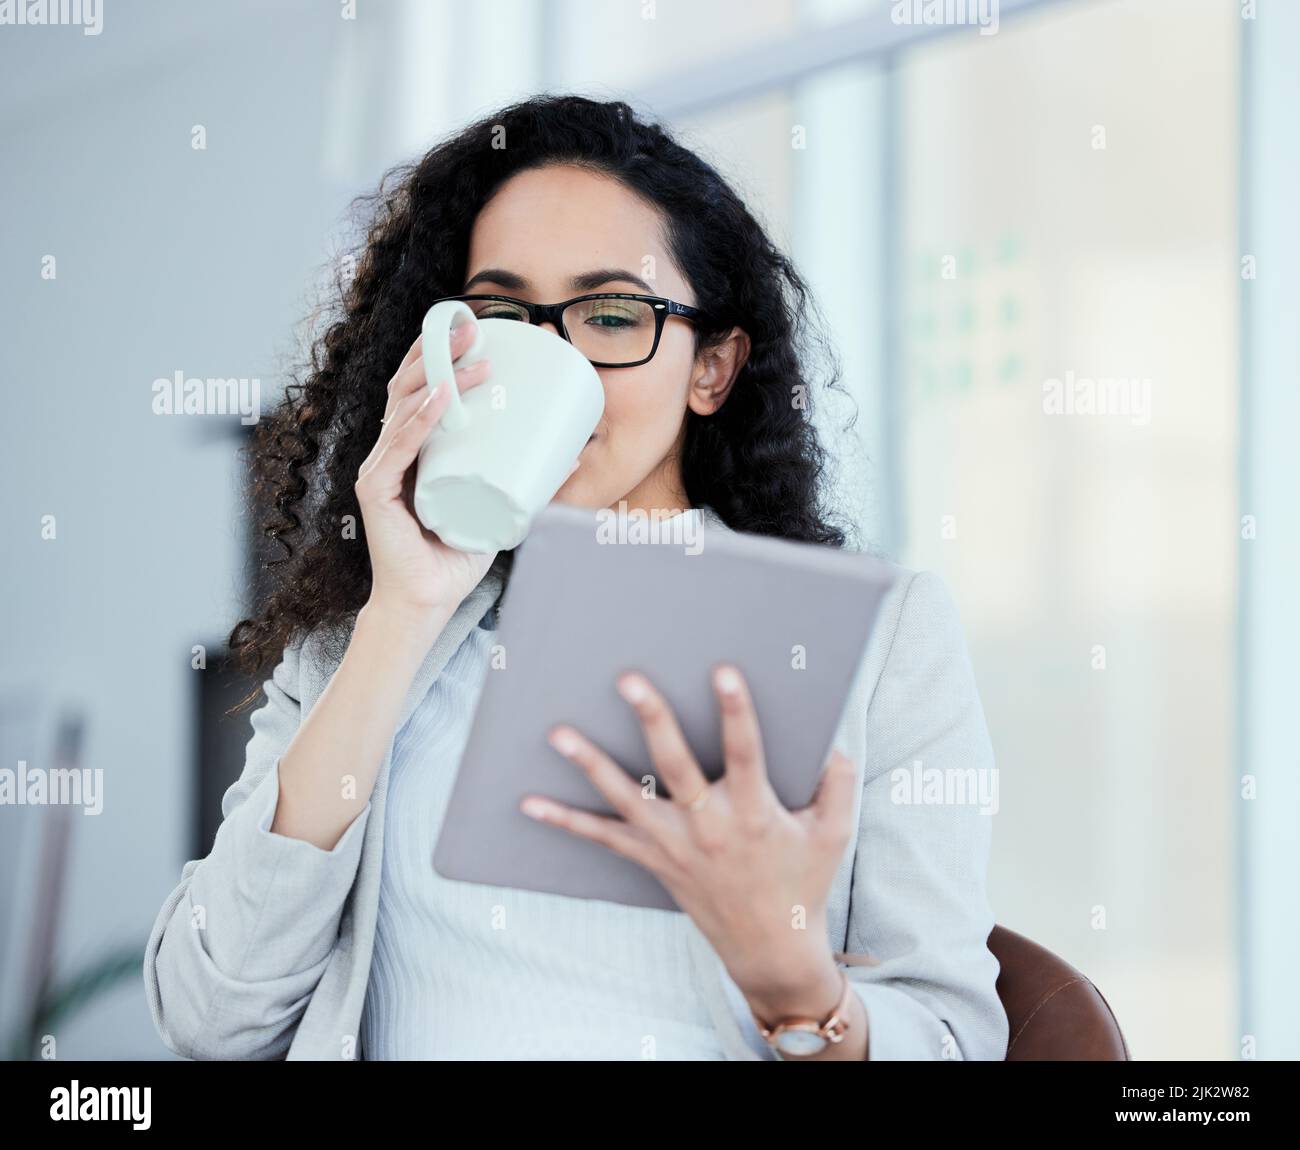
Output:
[{"xmin": 775, "ymin": 1028, "xmax": 828, "ymax": 1057}]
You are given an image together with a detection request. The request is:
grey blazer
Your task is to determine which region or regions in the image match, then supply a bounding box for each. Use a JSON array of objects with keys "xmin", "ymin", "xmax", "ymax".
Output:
[{"xmin": 144, "ymin": 507, "xmax": 1009, "ymax": 1060}]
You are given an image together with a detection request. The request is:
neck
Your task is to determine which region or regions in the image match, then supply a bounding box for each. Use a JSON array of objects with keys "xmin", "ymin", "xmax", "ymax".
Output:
[{"xmin": 615, "ymin": 454, "xmax": 690, "ymax": 518}]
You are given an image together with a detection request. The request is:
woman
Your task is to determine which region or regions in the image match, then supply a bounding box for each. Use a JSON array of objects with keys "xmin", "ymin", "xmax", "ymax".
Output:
[{"xmin": 144, "ymin": 95, "xmax": 1008, "ymax": 1061}]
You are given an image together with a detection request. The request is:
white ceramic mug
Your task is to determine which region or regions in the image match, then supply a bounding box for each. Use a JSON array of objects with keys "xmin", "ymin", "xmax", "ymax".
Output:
[{"xmin": 412, "ymin": 299, "xmax": 605, "ymax": 552}]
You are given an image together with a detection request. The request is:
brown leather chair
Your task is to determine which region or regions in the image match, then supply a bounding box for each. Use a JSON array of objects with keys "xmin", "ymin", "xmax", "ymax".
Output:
[{"xmin": 989, "ymin": 924, "xmax": 1130, "ymax": 1060}]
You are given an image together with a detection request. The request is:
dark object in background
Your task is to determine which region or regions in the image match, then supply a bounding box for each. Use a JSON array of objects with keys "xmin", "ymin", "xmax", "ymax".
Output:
[
  {"xmin": 193, "ymin": 648, "xmax": 261, "ymax": 861},
  {"xmin": 0, "ymin": 702, "xmax": 78, "ymax": 1056},
  {"xmin": 192, "ymin": 421, "xmax": 274, "ymax": 860},
  {"xmin": 0, "ymin": 704, "xmax": 143, "ymax": 1061}
]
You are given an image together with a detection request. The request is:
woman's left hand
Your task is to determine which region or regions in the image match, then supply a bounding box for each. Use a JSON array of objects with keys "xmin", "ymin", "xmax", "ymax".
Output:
[{"xmin": 518, "ymin": 664, "xmax": 859, "ymax": 1018}]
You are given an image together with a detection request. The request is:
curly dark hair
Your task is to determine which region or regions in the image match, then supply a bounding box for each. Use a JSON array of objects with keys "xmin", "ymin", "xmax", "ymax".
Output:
[{"xmin": 228, "ymin": 93, "xmax": 854, "ymax": 689}]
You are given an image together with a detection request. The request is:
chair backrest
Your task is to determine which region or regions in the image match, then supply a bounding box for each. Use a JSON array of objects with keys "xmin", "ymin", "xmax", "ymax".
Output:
[{"xmin": 989, "ymin": 924, "xmax": 1130, "ymax": 1060}]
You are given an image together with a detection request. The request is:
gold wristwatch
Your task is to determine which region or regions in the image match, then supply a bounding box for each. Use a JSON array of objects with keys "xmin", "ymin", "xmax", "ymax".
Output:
[{"xmin": 751, "ymin": 969, "xmax": 853, "ymax": 1058}]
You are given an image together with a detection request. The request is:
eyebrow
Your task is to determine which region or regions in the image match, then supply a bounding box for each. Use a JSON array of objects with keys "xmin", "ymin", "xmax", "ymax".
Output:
[{"xmin": 462, "ymin": 267, "xmax": 656, "ymax": 294}]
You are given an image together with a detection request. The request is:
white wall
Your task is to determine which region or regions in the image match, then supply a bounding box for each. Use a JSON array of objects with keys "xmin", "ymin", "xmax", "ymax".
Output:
[
  {"xmin": 1238, "ymin": 0, "xmax": 1300, "ymax": 1062},
  {"xmin": 0, "ymin": 0, "xmax": 350, "ymax": 1057}
]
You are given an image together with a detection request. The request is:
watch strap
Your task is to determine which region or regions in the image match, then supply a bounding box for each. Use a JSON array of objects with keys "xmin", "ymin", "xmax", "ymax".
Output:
[{"xmin": 752, "ymin": 968, "xmax": 854, "ymax": 1054}]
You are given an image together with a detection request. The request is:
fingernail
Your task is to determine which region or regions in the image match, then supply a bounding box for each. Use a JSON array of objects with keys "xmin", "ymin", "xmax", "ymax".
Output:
[
  {"xmin": 521, "ymin": 797, "xmax": 551, "ymax": 820},
  {"xmin": 715, "ymin": 666, "xmax": 742, "ymax": 695},
  {"xmin": 617, "ymin": 675, "xmax": 648, "ymax": 703},
  {"xmin": 548, "ymin": 727, "xmax": 579, "ymax": 755}
]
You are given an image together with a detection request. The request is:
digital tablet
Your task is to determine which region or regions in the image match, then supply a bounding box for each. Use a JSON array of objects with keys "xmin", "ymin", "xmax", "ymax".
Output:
[{"xmin": 432, "ymin": 502, "xmax": 897, "ymax": 911}]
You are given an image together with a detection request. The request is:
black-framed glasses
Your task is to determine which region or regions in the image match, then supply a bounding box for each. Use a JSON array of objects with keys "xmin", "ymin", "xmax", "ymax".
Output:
[{"xmin": 431, "ymin": 292, "xmax": 708, "ymax": 368}]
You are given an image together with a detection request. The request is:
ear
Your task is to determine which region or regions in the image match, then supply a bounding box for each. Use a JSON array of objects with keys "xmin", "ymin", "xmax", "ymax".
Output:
[{"xmin": 687, "ymin": 327, "xmax": 751, "ymax": 417}]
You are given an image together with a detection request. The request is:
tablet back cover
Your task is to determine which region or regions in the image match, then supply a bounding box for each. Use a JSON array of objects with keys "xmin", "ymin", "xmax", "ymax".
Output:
[{"xmin": 432, "ymin": 502, "xmax": 896, "ymax": 911}]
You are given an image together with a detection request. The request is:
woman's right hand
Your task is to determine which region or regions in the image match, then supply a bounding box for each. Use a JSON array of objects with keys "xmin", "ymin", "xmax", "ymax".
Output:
[{"xmin": 354, "ymin": 321, "xmax": 495, "ymax": 628}]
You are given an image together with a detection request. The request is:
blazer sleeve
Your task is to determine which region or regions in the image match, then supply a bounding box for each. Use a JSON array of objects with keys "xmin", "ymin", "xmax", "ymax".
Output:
[
  {"xmin": 841, "ymin": 569, "xmax": 1009, "ymax": 1060},
  {"xmin": 143, "ymin": 638, "xmax": 372, "ymax": 1060}
]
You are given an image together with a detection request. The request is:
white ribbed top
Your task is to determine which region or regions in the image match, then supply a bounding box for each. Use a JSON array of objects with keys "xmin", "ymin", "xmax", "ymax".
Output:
[{"xmin": 359, "ymin": 607, "xmax": 728, "ymax": 1060}]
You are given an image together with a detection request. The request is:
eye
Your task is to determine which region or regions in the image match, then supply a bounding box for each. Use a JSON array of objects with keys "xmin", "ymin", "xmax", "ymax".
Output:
[
  {"xmin": 582, "ymin": 301, "xmax": 645, "ymax": 328},
  {"xmin": 469, "ymin": 300, "xmax": 530, "ymax": 322}
]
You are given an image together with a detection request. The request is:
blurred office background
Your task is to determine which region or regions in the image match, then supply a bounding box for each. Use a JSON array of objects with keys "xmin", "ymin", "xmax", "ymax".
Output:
[{"xmin": 1, "ymin": 0, "xmax": 1295, "ymax": 1059}]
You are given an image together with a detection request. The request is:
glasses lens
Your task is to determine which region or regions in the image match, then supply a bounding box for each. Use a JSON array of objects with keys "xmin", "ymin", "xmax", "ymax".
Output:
[
  {"xmin": 563, "ymin": 297, "xmax": 657, "ymax": 365},
  {"xmin": 463, "ymin": 298, "xmax": 531, "ymax": 322}
]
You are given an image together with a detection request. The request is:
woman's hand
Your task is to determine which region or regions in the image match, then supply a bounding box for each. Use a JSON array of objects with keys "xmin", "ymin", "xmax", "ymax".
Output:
[
  {"xmin": 519, "ymin": 664, "xmax": 860, "ymax": 1022},
  {"xmin": 355, "ymin": 322, "xmax": 496, "ymax": 628}
]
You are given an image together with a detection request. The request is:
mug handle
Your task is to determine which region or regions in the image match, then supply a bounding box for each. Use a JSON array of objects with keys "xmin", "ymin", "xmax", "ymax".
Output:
[{"xmin": 421, "ymin": 299, "xmax": 486, "ymax": 433}]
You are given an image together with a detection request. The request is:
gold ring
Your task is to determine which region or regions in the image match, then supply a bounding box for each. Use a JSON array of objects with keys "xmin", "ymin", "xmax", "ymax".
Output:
[{"xmin": 679, "ymin": 786, "xmax": 711, "ymax": 812}]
